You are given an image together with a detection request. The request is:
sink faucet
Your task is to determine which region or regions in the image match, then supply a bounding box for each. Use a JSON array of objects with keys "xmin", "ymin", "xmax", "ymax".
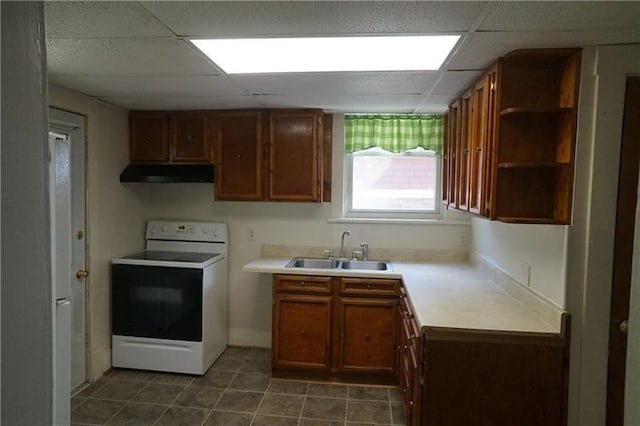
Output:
[
  {"xmin": 340, "ymin": 230, "xmax": 351, "ymax": 258},
  {"xmin": 360, "ymin": 242, "xmax": 369, "ymax": 261}
]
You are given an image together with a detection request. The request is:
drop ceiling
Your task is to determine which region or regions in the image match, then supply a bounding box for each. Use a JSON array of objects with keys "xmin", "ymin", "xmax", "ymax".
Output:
[{"xmin": 45, "ymin": 1, "xmax": 640, "ymax": 113}]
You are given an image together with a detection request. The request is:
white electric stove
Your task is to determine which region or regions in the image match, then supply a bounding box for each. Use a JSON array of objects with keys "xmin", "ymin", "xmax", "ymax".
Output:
[{"xmin": 111, "ymin": 220, "xmax": 228, "ymax": 375}]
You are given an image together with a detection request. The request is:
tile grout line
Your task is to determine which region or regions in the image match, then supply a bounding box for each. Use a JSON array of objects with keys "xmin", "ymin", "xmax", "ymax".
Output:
[
  {"xmin": 151, "ymin": 376, "xmax": 196, "ymax": 426},
  {"xmin": 201, "ymin": 351, "xmax": 249, "ymax": 425},
  {"xmin": 297, "ymin": 381, "xmax": 311, "ymax": 426},
  {"xmin": 344, "ymin": 385, "xmax": 350, "ymax": 426},
  {"xmin": 98, "ymin": 374, "xmax": 156, "ymax": 425}
]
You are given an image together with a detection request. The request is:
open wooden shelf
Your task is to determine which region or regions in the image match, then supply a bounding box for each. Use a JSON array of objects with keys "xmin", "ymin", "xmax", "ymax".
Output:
[
  {"xmin": 498, "ymin": 162, "xmax": 569, "ymax": 169},
  {"xmin": 500, "ymin": 107, "xmax": 575, "ymax": 116}
]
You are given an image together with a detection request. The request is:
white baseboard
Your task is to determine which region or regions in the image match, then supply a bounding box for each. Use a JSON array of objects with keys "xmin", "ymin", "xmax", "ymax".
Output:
[{"xmin": 228, "ymin": 328, "xmax": 271, "ymax": 348}]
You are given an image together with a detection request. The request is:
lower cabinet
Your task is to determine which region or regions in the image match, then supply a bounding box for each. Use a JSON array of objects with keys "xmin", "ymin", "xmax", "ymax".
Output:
[
  {"xmin": 272, "ymin": 274, "xmax": 400, "ymax": 383},
  {"xmin": 271, "ymin": 274, "xmax": 570, "ymax": 426},
  {"xmin": 420, "ymin": 321, "xmax": 570, "ymax": 426},
  {"xmin": 398, "ymin": 288, "xmax": 422, "ymax": 426},
  {"xmin": 272, "ymin": 294, "xmax": 331, "ymax": 371},
  {"xmin": 336, "ymin": 297, "xmax": 397, "ymax": 375}
]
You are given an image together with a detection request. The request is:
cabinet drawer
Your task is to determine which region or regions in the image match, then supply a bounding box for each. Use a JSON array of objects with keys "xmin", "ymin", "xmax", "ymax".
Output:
[
  {"xmin": 340, "ymin": 278, "xmax": 400, "ymax": 297},
  {"xmin": 275, "ymin": 275, "xmax": 331, "ymax": 294}
]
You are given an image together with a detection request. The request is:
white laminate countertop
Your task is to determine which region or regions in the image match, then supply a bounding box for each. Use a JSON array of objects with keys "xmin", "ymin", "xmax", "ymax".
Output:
[{"xmin": 243, "ymin": 258, "xmax": 561, "ymax": 335}]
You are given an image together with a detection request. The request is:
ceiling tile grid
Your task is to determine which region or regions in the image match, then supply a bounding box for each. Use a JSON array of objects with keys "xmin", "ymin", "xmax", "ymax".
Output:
[{"xmin": 42, "ymin": 1, "xmax": 640, "ymax": 112}]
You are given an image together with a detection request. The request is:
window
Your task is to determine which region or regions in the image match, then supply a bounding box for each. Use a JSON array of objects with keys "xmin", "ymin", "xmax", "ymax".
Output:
[{"xmin": 344, "ymin": 114, "xmax": 443, "ymax": 219}]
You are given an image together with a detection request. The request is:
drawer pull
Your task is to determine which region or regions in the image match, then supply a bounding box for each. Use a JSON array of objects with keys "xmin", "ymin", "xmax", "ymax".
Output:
[
  {"xmin": 300, "ymin": 281, "xmax": 306, "ymax": 287},
  {"xmin": 365, "ymin": 333, "xmax": 371, "ymax": 341},
  {"xmin": 300, "ymin": 329, "xmax": 305, "ymax": 336},
  {"xmin": 367, "ymin": 284, "xmax": 372, "ymax": 289}
]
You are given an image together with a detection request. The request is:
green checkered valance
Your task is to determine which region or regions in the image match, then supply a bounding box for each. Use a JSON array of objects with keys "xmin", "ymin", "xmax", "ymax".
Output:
[{"xmin": 344, "ymin": 114, "xmax": 444, "ymax": 154}]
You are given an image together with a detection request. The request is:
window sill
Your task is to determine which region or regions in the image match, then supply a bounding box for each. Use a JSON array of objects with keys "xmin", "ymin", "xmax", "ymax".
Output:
[{"xmin": 326, "ymin": 217, "xmax": 471, "ymax": 226}]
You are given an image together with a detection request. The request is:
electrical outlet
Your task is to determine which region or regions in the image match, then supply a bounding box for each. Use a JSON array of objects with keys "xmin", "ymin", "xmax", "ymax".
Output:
[
  {"xmin": 458, "ymin": 231, "xmax": 468, "ymax": 248},
  {"xmin": 521, "ymin": 262, "xmax": 531, "ymax": 286},
  {"xmin": 247, "ymin": 226, "xmax": 255, "ymax": 241}
]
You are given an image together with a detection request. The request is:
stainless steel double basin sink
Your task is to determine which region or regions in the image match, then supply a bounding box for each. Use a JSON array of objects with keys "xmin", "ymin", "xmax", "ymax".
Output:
[{"xmin": 285, "ymin": 257, "xmax": 392, "ymax": 271}]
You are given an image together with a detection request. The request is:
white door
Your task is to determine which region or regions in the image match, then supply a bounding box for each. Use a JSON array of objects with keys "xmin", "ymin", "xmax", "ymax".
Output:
[{"xmin": 49, "ymin": 108, "xmax": 87, "ymax": 395}]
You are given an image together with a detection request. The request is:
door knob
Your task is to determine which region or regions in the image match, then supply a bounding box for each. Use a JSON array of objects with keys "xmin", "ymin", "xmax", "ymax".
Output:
[
  {"xmin": 620, "ymin": 320, "xmax": 629, "ymax": 335},
  {"xmin": 76, "ymin": 269, "xmax": 89, "ymax": 279}
]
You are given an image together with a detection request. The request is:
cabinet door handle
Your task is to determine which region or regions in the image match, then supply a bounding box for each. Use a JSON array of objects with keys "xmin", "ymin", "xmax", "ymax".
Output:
[
  {"xmin": 300, "ymin": 329, "xmax": 305, "ymax": 336},
  {"xmin": 367, "ymin": 284, "xmax": 372, "ymax": 290},
  {"xmin": 300, "ymin": 281, "xmax": 306, "ymax": 287},
  {"xmin": 365, "ymin": 333, "xmax": 371, "ymax": 341},
  {"xmin": 236, "ymin": 154, "xmax": 241, "ymax": 159}
]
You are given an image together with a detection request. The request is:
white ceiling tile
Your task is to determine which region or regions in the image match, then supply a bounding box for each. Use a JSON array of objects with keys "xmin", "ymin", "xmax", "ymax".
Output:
[
  {"xmin": 430, "ymin": 71, "xmax": 483, "ymax": 95},
  {"xmin": 480, "ymin": 1, "xmax": 640, "ymax": 32},
  {"xmin": 100, "ymin": 95, "xmax": 264, "ymax": 111},
  {"xmin": 44, "ymin": 1, "xmax": 172, "ymax": 38},
  {"xmin": 47, "ymin": 39, "xmax": 218, "ymax": 76},
  {"xmin": 229, "ymin": 72, "xmax": 440, "ymax": 95},
  {"xmin": 414, "ymin": 95, "xmax": 455, "ymax": 113},
  {"xmin": 257, "ymin": 94, "xmax": 423, "ymax": 113},
  {"xmin": 448, "ymin": 29, "xmax": 640, "ymax": 70},
  {"xmin": 142, "ymin": 1, "xmax": 486, "ymax": 37},
  {"xmin": 49, "ymin": 75, "xmax": 247, "ymax": 97}
]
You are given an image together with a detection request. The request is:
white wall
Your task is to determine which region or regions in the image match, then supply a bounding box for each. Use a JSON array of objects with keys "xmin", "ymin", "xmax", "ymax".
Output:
[
  {"xmin": 564, "ymin": 45, "xmax": 640, "ymax": 426},
  {"xmin": 48, "ymin": 85, "xmax": 146, "ymax": 380},
  {"xmin": 471, "ymin": 218, "xmax": 568, "ymax": 307},
  {"xmin": 1, "ymin": 2, "xmax": 53, "ymax": 424}
]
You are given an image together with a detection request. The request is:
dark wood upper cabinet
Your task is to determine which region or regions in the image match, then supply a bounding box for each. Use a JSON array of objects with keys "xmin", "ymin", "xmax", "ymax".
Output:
[
  {"xmin": 129, "ymin": 109, "xmax": 331, "ymax": 203},
  {"xmin": 130, "ymin": 112, "xmax": 170, "ymax": 163},
  {"xmin": 213, "ymin": 111, "xmax": 265, "ymax": 201},
  {"xmin": 268, "ymin": 110, "xmax": 323, "ymax": 202},
  {"xmin": 169, "ymin": 112, "xmax": 211, "ymax": 163},
  {"xmin": 492, "ymin": 49, "xmax": 580, "ymax": 224},
  {"xmin": 443, "ymin": 48, "xmax": 581, "ymax": 224},
  {"xmin": 130, "ymin": 111, "xmax": 210, "ymax": 164}
]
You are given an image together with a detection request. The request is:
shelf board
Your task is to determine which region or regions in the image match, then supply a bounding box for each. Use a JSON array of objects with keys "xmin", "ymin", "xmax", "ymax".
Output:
[
  {"xmin": 500, "ymin": 107, "xmax": 575, "ymax": 116},
  {"xmin": 497, "ymin": 162, "xmax": 570, "ymax": 169},
  {"xmin": 497, "ymin": 216, "xmax": 567, "ymax": 225}
]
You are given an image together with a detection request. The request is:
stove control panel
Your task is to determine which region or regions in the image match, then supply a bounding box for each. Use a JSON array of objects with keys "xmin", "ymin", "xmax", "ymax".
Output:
[{"xmin": 146, "ymin": 221, "xmax": 227, "ymax": 243}]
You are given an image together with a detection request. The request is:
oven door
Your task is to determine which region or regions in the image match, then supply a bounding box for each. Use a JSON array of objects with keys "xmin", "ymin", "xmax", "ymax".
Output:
[{"xmin": 112, "ymin": 264, "xmax": 203, "ymax": 342}]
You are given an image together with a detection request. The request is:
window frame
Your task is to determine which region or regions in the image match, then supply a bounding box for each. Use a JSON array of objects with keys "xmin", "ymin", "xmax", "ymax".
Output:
[{"xmin": 343, "ymin": 148, "xmax": 442, "ymax": 220}]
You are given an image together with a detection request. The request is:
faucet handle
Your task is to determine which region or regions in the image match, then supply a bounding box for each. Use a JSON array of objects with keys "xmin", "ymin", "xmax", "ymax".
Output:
[
  {"xmin": 352, "ymin": 249, "xmax": 363, "ymax": 260},
  {"xmin": 359, "ymin": 243, "xmax": 369, "ymax": 260},
  {"xmin": 323, "ymin": 249, "xmax": 334, "ymax": 259}
]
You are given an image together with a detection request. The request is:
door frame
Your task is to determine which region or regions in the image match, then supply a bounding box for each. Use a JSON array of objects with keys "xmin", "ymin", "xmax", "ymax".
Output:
[
  {"xmin": 605, "ymin": 77, "xmax": 640, "ymax": 425},
  {"xmin": 49, "ymin": 107, "xmax": 88, "ymax": 391}
]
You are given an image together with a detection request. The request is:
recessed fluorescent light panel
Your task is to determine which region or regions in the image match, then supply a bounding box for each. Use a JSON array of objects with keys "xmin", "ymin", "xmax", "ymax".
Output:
[{"xmin": 191, "ymin": 35, "xmax": 460, "ymax": 74}]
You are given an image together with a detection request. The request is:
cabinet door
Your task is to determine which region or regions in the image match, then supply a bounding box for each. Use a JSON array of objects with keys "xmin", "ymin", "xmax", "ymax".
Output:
[
  {"xmin": 169, "ymin": 112, "xmax": 211, "ymax": 163},
  {"xmin": 457, "ymin": 90, "xmax": 472, "ymax": 211},
  {"xmin": 468, "ymin": 75, "xmax": 491, "ymax": 215},
  {"xmin": 268, "ymin": 110, "xmax": 322, "ymax": 201},
  {"xmin": 273, "ymin": 294, "xmax": 332, "ymax": 370},
  {"xmin": 442, "ymin": 113, "xmax": 449, "ymax": 206},
  {"xmin": 214, "ymin": 111, "xmax": 265, "ymax": 200},
  {"xmin": 447, "ymin": 100, "xmax": 461, "ymax": 209},
  {"xmin": 337, "ymin": 297, "xmax": 397, "ymax": 375},
  {"xmin": 484, "ymin": 63, "xmax": 499, "ymax": 219},
  {"xmin": 130, "ymin": 112, "xmax": 169, "ymax": 163}
]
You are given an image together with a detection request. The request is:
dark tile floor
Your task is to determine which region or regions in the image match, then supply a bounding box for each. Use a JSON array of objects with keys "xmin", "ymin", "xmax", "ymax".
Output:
[{"xmin": 72, "ymin": 347, "xmax": 406, "ymax": 425}]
